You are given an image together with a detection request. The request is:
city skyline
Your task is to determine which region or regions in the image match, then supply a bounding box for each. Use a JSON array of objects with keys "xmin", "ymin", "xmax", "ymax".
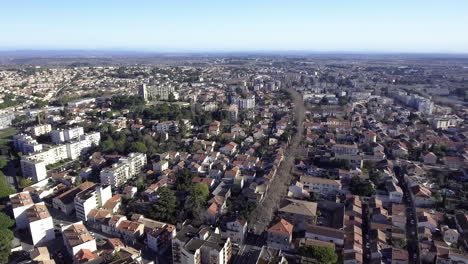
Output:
[{"xmin": 1, "ymin": 0, "xmax": 468, "ymax": 53}]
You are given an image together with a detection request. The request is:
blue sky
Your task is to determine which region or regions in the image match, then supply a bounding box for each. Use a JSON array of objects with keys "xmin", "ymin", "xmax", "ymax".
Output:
[{"xmin": 1, "ymin": 0, "xmax": 467, "ymax": 53}]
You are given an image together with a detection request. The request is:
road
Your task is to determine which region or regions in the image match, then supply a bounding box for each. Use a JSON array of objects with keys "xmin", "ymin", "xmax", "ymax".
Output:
[
  {"xmin": 395, "ymin": 166, "xmax": 420, "ymax": 264},
  {"xmin": 249, "ymin": 88, "xmax": 306, "ymax": 233}
]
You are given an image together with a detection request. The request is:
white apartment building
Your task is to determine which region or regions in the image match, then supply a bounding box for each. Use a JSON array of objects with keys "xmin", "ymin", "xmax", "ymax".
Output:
[
  {"xmin": 0, "ymin": 113, "xmax": 14, "ymax": 129},
  {"xmin": 154, "ymin": 121, "xmax": 179, "ymax": 133},
  {"xmin": 21, "ymin": 132, "xmax": 100, "ymax": 182},
  {"xmin": 62, "ymin": 221, "xmax": 97, "ymax": 256},
  {"xmin": 51, "ymin": 127, "xmax": 84, "ymax": 144},
  {"xmin": 26, "ymin": 202, "xmax": 55, "ymax": 245},
  {"xmin": 74, "ymin": 184, "xmax": 112, "ymax": 221},
  {"xmin": 10, "ymin": 192, "xmax": 35, "ymax": 229},
  {"xmin": 172, "ymin": 225, "xmax": 232, "ymax": 264},
  {"xmin": 66, "ymin": 133, "xmax": 101, "ymax": 160},
  {"xmin": 32, "ymin": 124, "xmax": 52, "ymax": 137},
  {"xmin": 100, "ymin": 153, "xmax": 147, "ymax": 187},
  {"xmin": 235, "ymin": 96, "xmax": 255, "ymax": 110},
  {"xmin": 139, "ymin": 83, "xmax": 176, "ymax": 101},
  {"xmin": 13, "ymin": 134, "xmax": 43, "ymax": 154},
  {"xmin": 300, "ymin": 175, "xmax": 341, "ymax": 197}
]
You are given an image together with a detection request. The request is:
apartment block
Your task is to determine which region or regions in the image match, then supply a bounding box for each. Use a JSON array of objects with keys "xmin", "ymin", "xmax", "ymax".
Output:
[
  {"xmin": 100, "ymin": 153, "xmax": 147, "ymax": 187},
  {"xmin": 26, "ymin": 202, "xmax": 55, "ymax": 245},
  {"xmin": 74, "ymin": 184, "xmax": 112, "ymax": 221},
  {"xmin": 10, "ymin": 191, "xmax": 35, "ymax": 229},
  {"xmin": 62, "ymin": 221, "xmax": 97, "ymax": 256},
  {"xmin": 32, "ymin": 124, "xmax": 52, "ymax": 137},
  {"xmin": 172, "ymin": 225, "xmax": 232, "ymax": 264}
]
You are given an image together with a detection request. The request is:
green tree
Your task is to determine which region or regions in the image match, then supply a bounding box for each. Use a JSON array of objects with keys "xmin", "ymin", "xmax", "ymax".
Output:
[
  {"xmin": 18, "ymin": 177, "xmax": 33, "ymax": 189},
  {"xmin": 129, "ymin": 141, "xmax": 148, "ymax": 154},
  {"xmin": 0, "ymin": 213, "xmax": 14, "ymax": 229},
  {"xmin": 0, "ymin": 172, "xmax": 15, "ymax": 199},
  {"xmin": 176, "ymin": 169, "xmax": 195, "ymax": 192},
  {"xmin": 101, "ymin": 138, "xmax": 116, "ymax": 153},
  {"xmin": 298, "ymin": 245, "xmax": 338, "ymax": 264},
  {"xmin": 168, "ymin": 92, "xmax": 176, "ymax": 102},
  {"xmin": 150, "ymin": 187, "xmax": 178, "ymax": 223},
  {"xmin": 349, "ymin": 176, "xmax": 375, "ymax": 197},
  {"xmin": 0, "ymin": 156, "xmax": 7, "ymax": 169},
  {"xmin": 190, "ymin": 183, "xmax": 209, "ymax": 208},
  {"xmin": 0, "ymin": 227, "xmax": 13, "ymax": 263}
]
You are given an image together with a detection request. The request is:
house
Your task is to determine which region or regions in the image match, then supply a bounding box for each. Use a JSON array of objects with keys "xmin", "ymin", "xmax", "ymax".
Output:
[
  {"xmin": 220, "ymin": 142, "xmax": 238, "ymax": 155},
  {"xmin": 116, "ymin": 220, "xmax": 145, "ymax": 244},
  {"xmin": 266, "ymin": 218, "xmax": 294, "ymax": 250},
  {"xmin": 222, "ymin": 218, "xmax": 247, "ymax": 245},
  {"xmin": 417, "ymin": 212, "xmax": 438, "ymax": 232},
  {"xmin": 305, "ymin": 225, "xmax": 345, "ymax": 246},
  {"xmin": 443, "ymin": 156, "xmax": 465, "ymax": 170},
  {"xmin": 278, "ymin": 199, "xmax": 317, "ymax": 231},
  {"xmin": 300, "ymin": 175, "xmax": 341, "ymax": 197},
  {"xmin": 386, "ymin": 181, "xmax": 403, "ymax": 203},
  {"xmin": 423, "ymin": 152, "xmax": 437, "ymax": 165},
  {"xmin": 442, "ymin": 226, "xmax": 459, "ymax": 245},
  {"xmin": 411, "ymin": 185, "xmax": 434, "ymax": 207}
]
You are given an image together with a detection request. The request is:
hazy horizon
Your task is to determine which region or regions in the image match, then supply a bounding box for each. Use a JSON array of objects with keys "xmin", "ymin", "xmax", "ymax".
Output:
[{"xmin": 2, "ymin": 1, "xmax": 468, "ymax": 53}]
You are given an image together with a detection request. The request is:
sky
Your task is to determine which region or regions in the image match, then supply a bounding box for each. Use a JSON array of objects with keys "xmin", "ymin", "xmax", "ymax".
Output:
[{"xmin": 1, "ymin": 0, "xmax": 468, "ymax": 53}]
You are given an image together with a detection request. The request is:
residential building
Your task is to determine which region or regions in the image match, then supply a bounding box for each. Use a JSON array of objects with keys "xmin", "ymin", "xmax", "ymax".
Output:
[
  {"xmin": 266, "ymin": 218, "xmax": 294, "ymax": 250},
  {"xmin": 26, "ymin": 202, "xmax": 55, "ymax": 245},
  {"xmin": 278, "ymin": 198, "xmax": 317, "ymax": 231},
  {"xmin": 32, "ymin": 124, "xmax": 52, "ymax": 137},
  {"xmin": 62, "ymin": 222, "xmax": 97, "ymax": 256},
  {"xmin": 305, "ymin": 225, "xmax": 345, "ymax": 246},
  {"xmin": 74, "ymin": 184, "xmax": 112, "ymax": 221},
  {"xmin": 10, "ymin": 191, "xmax": 34, "ymax": 229},
  {"xmin": 100, "ymin": 152, "xmax": 147, "ymax": 187},
  {"xmin": 139, "ymin": 83, "xmax": 176, "ymax": 101},
  {"xmin": 300, "ymin": 175, "xmax": 341, "ymax": 197},
  {"xmin": 51, "ymin": 127, "xmax": 84, "ymax": 144},
  {"xmin": 172, "ymin": 225, "xmax": 232, "ymax": 264},
  {"xmin": 52, "ymin": 181, "xmax": 95, "ymax": 215}
]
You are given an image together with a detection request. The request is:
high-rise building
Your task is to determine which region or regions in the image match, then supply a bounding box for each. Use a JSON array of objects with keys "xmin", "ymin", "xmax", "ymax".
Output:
[
  {"xmin": 13, "ymin": 134, "xmax": 43, "ymax": 154},
  {"xmin": 139, "ymin": 83, "xmax": 176, "ymax": 101},
  {"xmin": 51, "ymin": 127, "xmax": 84, "ymax": 144},
  {"xmin": 100, "ymin": 153, "xmax": 147, "ymax": 187},
  {"xmin": 31, "ymin": 124, "xmax": 52, "ymax": 137},
  {"xmin": 74, "ymin": 184, "xmax": 112, "ymax": 221}
]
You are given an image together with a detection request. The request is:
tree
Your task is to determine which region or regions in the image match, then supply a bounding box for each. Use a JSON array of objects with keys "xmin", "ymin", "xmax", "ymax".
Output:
[
  {"xmin": 176, "ymin": 169, "xmax": 195, "ymax": 192},
  {"xmin": 0, "ymin": 227, "xmax": 13, "ymax": 263},
  {"xmin": 349, "ymin": 176, "xmax": 375, "ymax": 197},
  {"xmin": 18, "ymin": 177, "xmax": 33, "ymax": 189},
  {"xmin": 0, "ymin": 213, "xmax": 14, "ymax": 229},
  {"xmin": 101, "ymin": 138, "xmax": 116, "ymax": 153},
  {"xmin": 168, "ymin": 92, "xmax": 176, "ymax": 102},
  {"xmin": 129, "ymin": 142, "xmax": 148, "ymax": 154},
  {"xmin": 190, "ymin": 183, "xmax": 209, "ymax": 208},
  {"xmin": 150, "ymin": 187, "xmax": 177, "ymax": 223},
  {"xmin": 0, "ymin": 172, "xmax": 15, "ymax": 199},
  {"xmin": 0, "ymin": 156, "xmax": 7, "ymax": 169},
  {"xmin": 298, "ymin": 245, "xmax": 338, "ymax": 264}
]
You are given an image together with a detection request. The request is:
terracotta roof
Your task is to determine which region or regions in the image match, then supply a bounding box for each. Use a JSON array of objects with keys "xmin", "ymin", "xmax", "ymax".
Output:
[
  {"xmin": 268, "ymin": 218, "xmax": 293, "ymax": 236},
  {"xmin": 74, "ymin": 249, "xmax": 96, "ymax": 262}
]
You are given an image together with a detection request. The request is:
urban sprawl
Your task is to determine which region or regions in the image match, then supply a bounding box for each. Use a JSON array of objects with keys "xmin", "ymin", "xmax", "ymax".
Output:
[{"xmin": 0, "ymin": 56, "xmax": 467, "ymax": 264}]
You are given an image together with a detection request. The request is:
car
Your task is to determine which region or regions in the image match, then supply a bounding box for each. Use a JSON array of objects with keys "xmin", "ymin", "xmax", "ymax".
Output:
[{"xmin": 411, "ymin": 219, "xmax": 415, "ymax": 224}]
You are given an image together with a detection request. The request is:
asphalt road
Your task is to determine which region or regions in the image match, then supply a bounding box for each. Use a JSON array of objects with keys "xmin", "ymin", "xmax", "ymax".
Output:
[{"xmin": 248, "ymin": 88, "xmax": 306, "ymax": 233}]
